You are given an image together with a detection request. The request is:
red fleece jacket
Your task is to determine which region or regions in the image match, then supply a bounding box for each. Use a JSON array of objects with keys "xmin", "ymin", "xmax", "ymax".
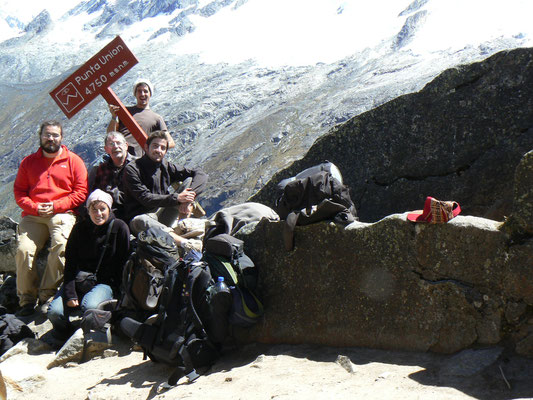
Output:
[{"xmin": 14, "ymin": 145, "xmax": 88, "ymax": 217}]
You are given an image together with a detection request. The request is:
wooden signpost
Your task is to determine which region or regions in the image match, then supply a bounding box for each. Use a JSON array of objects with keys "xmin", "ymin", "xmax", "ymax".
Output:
[{"xmin": 49, "ymin": 35, "xmax": 148, "ymax": 147}]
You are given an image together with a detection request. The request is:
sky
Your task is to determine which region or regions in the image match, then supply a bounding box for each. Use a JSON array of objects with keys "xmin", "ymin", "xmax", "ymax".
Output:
[{"xmin": 1, "ymin": 0, "xmax": 532, "ymax": 66}]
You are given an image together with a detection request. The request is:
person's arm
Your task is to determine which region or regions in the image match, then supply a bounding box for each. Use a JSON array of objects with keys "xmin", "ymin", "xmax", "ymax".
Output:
[
  {"xmin": 158, "ymin": 117, "xmax": 175, "ymax": 149},
  {"xmin": 52, "ymin": 153, "xmax": 89, "ymax": 214},
  {"xmin": 107, "ymin": 118, "xmax": 120, "ymax": 133},
  {"xmin": 176, "ymin": 218, "xmax": 205, "ymax": 238},
  {"xmin": 63, "ymin": 223, "xmax": 82, "ymax": 304},
  {"xmin": 13, "ymin": 160, "xmax": 39, "ymax": 216},
  {"xmin": 165, "ymin": 131, "xmax": 175, "ymax": 149},
  {"xmin": 123, "ymin": 162, "xmax": 180, "ymax": 208},
  {"xmin": 171, "ymin": 234, "xmax": 202, "ymax": 253},
  {"xmin": 107, "ymin": 105, "xmax": 121, "ymax": 133},
  {"xmin": 110, "ymin": 220, "xmax": 131, "ymax": 290}
]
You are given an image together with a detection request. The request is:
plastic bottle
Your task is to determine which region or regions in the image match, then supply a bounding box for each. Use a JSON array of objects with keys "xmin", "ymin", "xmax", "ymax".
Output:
[
  {"xmin": 215, "ymin": 276, "xmax": 229, "ymax": 293},
  {"xmin": 207, "ymin": 277, "xmax": 230, "ymax": 302},
  {"xmin": 208, "ymin": 276, "xmax": 232, "ymax": 343}
]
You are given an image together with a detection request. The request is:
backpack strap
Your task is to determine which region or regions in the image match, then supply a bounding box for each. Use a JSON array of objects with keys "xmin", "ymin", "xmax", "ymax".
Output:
[
  {"xmin": 283, "ymin": 200, "xmax": 347, "ymax": 251},
  {"xmin": 166, "ymin": 264, "xmax": 214, "ymax": 386},
  {"xmin": 152, "ymin": 262, "xmax": 183, "ymax": 339},
  {"xmin": 283, "ymin": 211, "xmax": 299, "ymax": 251},
  {"xmin": 167, "ymin": 346, "xmax": 199, "ymax": 385}
]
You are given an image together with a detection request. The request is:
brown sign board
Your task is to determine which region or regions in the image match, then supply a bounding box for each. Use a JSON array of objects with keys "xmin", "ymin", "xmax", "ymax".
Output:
[{"xmin": 50, "ymin": 36, "xmax": 138, "ymax": 119}]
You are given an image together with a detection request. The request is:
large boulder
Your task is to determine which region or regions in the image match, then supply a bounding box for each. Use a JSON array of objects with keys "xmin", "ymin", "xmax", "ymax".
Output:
[
  {"xmin": 251, "ymin": 47, "xmax": 533, "ymax": 223},
  {"xmin": 502, "ymin": 150, "xmax": 533, "ymax": 235},
  {"xmin": 0, "ymin": 275, "xmax": 18, "ymax": 313},
  {"xmin": 236, "ymin": 150, "xmax": 533, "ymax": 356},
  {"xmin": 0, "ymin": 216, "xmax": 17, "ymax": 273},
  {"xmin": 237, "ymin": 215, "xmax": 533, "ymax": 356}
]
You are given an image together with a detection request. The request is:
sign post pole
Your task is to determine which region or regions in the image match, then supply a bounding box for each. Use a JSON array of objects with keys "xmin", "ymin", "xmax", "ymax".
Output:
[
  {"xmin": 100, "ymin": 87, "xmax": 147, "ymax": 148},
  {"xmin": 50, "ymin": 35, "xmax": 147, "ymax": 149}
]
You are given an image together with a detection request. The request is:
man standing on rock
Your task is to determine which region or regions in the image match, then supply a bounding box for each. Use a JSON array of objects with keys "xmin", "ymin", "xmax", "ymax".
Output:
[
  {"xmin": 88, "ymin": 131, "xmax": 134, "ymax": 220},
  {"xmin": 122, "ymin": 130, "xmax": 207, "ymax": 247},
  {"xmin": 107, "ymin": 77, "xmax": 175, "ymax": 157},
  {"xmin": 13, "ymin": 120, "xmax": 88, "ymax": 317}
]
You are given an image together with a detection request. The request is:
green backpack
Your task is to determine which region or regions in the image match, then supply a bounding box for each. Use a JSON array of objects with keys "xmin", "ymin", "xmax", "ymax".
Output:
[{"xmin": 202, "ymin": 233, "xmax": 263, "ymax": 327}]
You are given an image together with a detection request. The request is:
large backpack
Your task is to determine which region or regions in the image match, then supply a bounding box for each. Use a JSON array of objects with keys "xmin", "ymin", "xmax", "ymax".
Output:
[
  {"xmin": 275, "ymin": 161, "xmax": 358, "ymax": 250},
  {"xmin": 120, "ymin": 259, "xmax": 229, "ymax": 385},
  {"xmin": 120, "ymin": 227, "xmax": 180, "ymax": 315},
  {"xmin": 203, "ymin": 233, "xmax": 257, "ymax": 289},
  {"xmin": 202, "ymin": 233, "xmax": 264, "ymax": 327}
]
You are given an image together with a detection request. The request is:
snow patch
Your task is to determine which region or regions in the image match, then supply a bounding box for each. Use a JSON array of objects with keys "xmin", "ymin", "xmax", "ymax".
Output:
[
  {"xmin": 45, "ymin": 8, "xmax": 102, "ymax": 45},
  {"xmin": 0, "ymin": 0, "xmax": 77, "ymax": 41},
  {"xmin": 173, "ymin": 0, "xmax": 410, "ymax": 66},
  {"xmin": 1, "ymin": 0, "xmax": 532, "ymax": 67},
  {"xmin": 407, "ymin": 0, "xmax": 533, "ymax": 53},
  {"xmin": 121, "ymin": 13, "xmax": 178, "ymax": 46}
]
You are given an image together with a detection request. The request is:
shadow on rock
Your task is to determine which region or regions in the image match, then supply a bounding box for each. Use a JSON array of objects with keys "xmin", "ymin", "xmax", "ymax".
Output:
[{"xmin": 409, "ymin": 347, "xmax": 533, "ymax": 400}]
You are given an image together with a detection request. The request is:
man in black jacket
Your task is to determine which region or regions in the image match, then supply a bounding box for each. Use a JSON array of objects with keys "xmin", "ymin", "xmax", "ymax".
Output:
[{"xmin": 122, "ymin": 130, "xmax": 208, "ymax": 242}]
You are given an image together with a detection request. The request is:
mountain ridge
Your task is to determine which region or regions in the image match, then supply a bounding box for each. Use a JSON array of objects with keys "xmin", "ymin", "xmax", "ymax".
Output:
[{"xmin": 0, "ymin": 0, "xmax": 531, "ymax": 220}]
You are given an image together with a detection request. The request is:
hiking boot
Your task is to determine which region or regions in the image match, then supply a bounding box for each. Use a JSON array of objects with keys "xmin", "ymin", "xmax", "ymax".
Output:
[{"xmin": 15, "ymin": 303, "xmax": 36, "ymax": 317}]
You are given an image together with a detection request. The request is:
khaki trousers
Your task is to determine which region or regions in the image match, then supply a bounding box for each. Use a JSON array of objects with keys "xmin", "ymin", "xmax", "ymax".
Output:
[{"xmin": 15, "ymin": 213, "xmax": 76, "ymax": 307}]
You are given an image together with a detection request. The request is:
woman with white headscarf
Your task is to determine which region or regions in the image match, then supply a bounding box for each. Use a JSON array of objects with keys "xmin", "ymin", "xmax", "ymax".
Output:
[{"xmin": 47, "ymin": 189, "xmax": 130, "ymax": 339}]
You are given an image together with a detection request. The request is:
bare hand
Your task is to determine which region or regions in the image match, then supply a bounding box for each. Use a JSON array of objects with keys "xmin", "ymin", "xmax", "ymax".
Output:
[
  {"xmin": 66, "ymin": 299, "xmax": 79, "ymax": 308},
  {"xmin": 177, "ymin": 188, "xmax": 196, "ymax": 204},
  {"xmin": 37, "ymin": 202, "xmax": 54, "ymax": 217},
  {"xmin": 109, "ymin": 104, "xmax": 120, "ymax": 118}
]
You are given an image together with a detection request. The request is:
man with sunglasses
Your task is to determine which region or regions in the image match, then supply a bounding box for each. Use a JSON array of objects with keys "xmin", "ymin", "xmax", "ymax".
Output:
[{"xmin": 13, "ymin": 120, "xmax": 88, "ymax": 317}]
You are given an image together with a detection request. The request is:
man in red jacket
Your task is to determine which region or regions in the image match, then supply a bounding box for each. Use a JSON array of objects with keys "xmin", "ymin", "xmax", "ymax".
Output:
[{"xmin": 13, "ymin": 120, "xmax": 88, "ymax": 316}]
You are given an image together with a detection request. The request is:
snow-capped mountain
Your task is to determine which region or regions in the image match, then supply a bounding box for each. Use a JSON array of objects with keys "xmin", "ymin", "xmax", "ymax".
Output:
[{"xmin": 0, "ymin": 0, "xmax": 532, "ymax": 219}]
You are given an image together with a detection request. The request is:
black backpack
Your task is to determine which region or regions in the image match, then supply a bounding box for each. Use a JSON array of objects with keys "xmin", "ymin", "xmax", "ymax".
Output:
[
  {"xmin": 202, "ymin": 233, "xmax": 264, "ymax": 327},
  {"xmin": 275, "ymin": 162, "xmax": 358, "ymax": 250},
  {"xmin": 203, "ymin": 233, "xmax": 257, "ymax": 289},
  {"xmin": 120, "ymin": 259, "xmax": 230, "ymax": 385},
  {"xmin": 120, "ymin": 227, "xmax": 180, "ymax": 314},
  {"xmin": 0, "ymin": 309, "xmax": 35, "ymax": 356}
]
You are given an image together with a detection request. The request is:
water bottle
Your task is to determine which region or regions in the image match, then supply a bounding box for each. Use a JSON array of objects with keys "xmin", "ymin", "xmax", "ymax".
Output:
[
  {"xmin": 207, "ymin": 277, "xmax": 231, "ymax": 302},
  {"xmin": 208, "ymin": 276, "xmax": 232, "ymax": 343},
  {"xmin": 215, "ymin": 276, "xmax": 229, "ymax": 292},
  {"xmin": 210, "ymin": 277, "xmax": 232, "ymax": 313}
]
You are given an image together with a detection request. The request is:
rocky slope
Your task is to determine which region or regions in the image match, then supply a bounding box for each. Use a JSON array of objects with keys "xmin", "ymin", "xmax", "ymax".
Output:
[{"xmin": 252, "ymin": 47, "xmax": 533, "ymax": 223}]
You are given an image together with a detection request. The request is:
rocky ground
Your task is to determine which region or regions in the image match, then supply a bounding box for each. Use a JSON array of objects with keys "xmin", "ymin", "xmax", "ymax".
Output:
[{"xmin": 1, "ymin": 309, "xmax": 533, "ymax": 400}]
